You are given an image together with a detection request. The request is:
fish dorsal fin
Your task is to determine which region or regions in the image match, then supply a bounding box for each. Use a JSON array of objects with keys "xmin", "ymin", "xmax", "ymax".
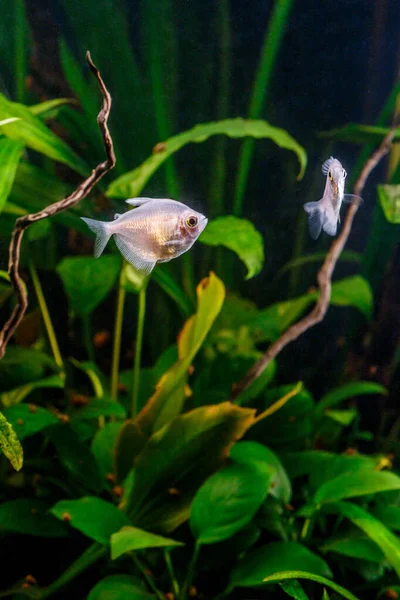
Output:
[
  {"xmin": 321, "ymin": 156, "xmax": 335, "ymax": 175},
  {"xmin": 125, "ymin": 197, "xmax": 155, "ymax": 207}
]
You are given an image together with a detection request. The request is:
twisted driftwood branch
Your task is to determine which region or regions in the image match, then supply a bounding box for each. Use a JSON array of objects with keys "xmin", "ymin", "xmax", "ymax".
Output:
[
  {"xmin": 231, "ymin": 122, "xmax": 399, "ymax": 400},
  {"xmin": 0, "ymin": 52, "xmax": 115, "ymax": 360}
]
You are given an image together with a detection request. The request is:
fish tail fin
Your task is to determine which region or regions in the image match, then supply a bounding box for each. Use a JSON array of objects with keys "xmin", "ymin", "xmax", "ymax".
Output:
[
  {"xmin": 303, "ymin": 201, "xmax": 323, "ymax": 240},
  {"xmin": 80, "ymin": 217, "xmax": 112, "ymax": 258}
]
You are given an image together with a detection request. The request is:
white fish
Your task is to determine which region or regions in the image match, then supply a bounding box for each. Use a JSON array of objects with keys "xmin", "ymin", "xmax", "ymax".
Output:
[
  {"xmin": 304, "ymin": 157, "xmax": 362, "ymax": 240},
  {"xmin": 81, "ymin": 197, "xmax": 208, "ymax": 275}
]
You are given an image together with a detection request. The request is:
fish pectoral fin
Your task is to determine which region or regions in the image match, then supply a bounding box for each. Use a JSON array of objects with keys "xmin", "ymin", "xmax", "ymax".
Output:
[
  {"xmin": 114, "ymin": 213, "xmax": 121, "ymax": 220},
  {"xmin": 125, "ymin": 197, "xmax": 155, "ymax": 208},
  {"xmin": 343, "ymin": 194, "xmax": 364, "ymax": 206},
  {"xmin": 114, "ymin": 234, "xmax": 156, "ymax": 276},
  {"xmin": 304, "ymin": 201, "xmax": 323, "ymax": 240}
]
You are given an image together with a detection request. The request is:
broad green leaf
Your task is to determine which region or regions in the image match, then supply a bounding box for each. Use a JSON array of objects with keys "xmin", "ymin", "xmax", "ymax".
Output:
[
  {"xmin": 0, "ymin": 412, "xmax": 23, "ymax": 470},
  {"xmin": 280, "ymin": 580, "xmax": 309, "ymax": 600},
  {"xmin": 107, "ymin": 118, "xmax": 306, "ymax": 198},
  {"xmin": 373, "ymin": 504, "xmax": 400, "ymax": 531},
  {"xmin": 0, "ymin": 94, "xmax": 87, "ymax": 175},
  {"xmin": 230, "ymin": 441, "xmax": 291, "ymax": 503},
  {"xmin": 115, "ymin": 273, "xmax": 225, "ymax": 480},
  {"xmin": 190, "ymin": 463, "xmax": 270, "ymax": 544},
  {"xmin": 230, "ymin": 541, "xmax": 332, "ymax": 588},
  {"xmin": 91, "ymin": 422, "xmax": 123, "ymax": 480},
  {"xmin": 378, "ymin": 184, "xmax": 400, "ymax": 223},
  {"xmin": 87, "ymin": 575, "xmax": 154, "ymax": 600},
  {"xmin": 0, "ymin": 499, "xmax": 68, "ymax": 537},
  {"xmin": 200, "ymin": 216, "xmax": 264, "ymax": 279},
  {"xmin": 326, "ymin": 501, "xmax": 400, "ymax": 579},
  {"xmin": 57, "ymin": 255, "xmax": 122, "ymax": 316},
  {"xmin": 29, "ymin": 97, "xmax": 76, "ymax": 118},
  {"xmin": 320, "ymin": 534, "xmax": 385, "ymax": 563},
  {"xmin": 0, "ymin": 375, "xmax": 65, "ymax": 408},
  {"xmin": 71, "ymin": 398, "xmax": 127, "ymax": 420},
  {"xmin": 111, "ymin": 526, "xmax": 183, "ymax": 559},
  {"xmin": 124, "ymin": 402, "xmax": 256, "ymax": 532},
  {"xmin": 314, "ymin": 470, "xmax": 400, "ymax": 505},
  {"xmin": 262, "ymin": 571, "xmax": 359, "ymax": 600},
  {"xmin": 46, "ymin": 425, "xmax": 103, "ymax": 493},
  {"xmin": 0, "ymin": 346, "xmax": 57, "ymax": 389},
  {"xmin": 51, "ymin": 497, "xmax": 130, "ymax": 545},
  {"xmin": 3, "ymin": 403, "xmax": 59, "ymax": 439},
  {"xmin": 330, "ymin": 275, "xmax": 373, "ymax": 320},
  {"xmin": 317, "ymin": 382, "xmax": 386, "ymax": 413},
  {"xmin": 324, "ymin": 409, "xmax": 358, "ymax": 426},
  {"xmin": 320, "ymin": 123, "xmax": 399, "ymax": 144},
  {"xmin": 0, "ymin": 138, "xmax": 24, "ymax": 214}
]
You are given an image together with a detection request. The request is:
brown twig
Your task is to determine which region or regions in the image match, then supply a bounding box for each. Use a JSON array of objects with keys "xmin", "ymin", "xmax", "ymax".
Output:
[
  {"xmin": 0, "ymin": 52, "xmax": 116, "ymax": 360},
  {"xmin": 231, "ymin": 123, "xmax": 399, "ymax": 401}
]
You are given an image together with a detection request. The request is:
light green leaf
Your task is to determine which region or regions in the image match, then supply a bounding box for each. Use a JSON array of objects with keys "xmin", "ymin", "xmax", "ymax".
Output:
[
  {"xmin": 121, "ymin": 262, "xmax": 148, "ymax": 294},
  {"xmin": 107, "ymin": 118, "xmax": 306, "ymax": 198},
  {"xmin": 200, "ymin": 216, "xmax": 264, "ymax": 279},
  {"xmin": 0, "ymin": 138, "xmax": 24, "ymax": 214},
  {"xmin": 314, "ymin": 470, "xmax": 400, "ymax": 505},
  {"xmin": 373, "ymin": 504, "xmax": 400, "ymax": 532},
  {"xmin": 320, "ymin": 534, "xmax": 385, "ymax": 563},
  {"xmin": 262, "ymin": 571, "xmax": 359, "ymax": 600},
  {"xmin": 230, "ymin": 441, "xmax": 291, "ymax": 504},
  {"xmin": 87, "ymin": 575, "xmax": 154, "ymax": 600},
  {"xmin": 230, "ymin": 541, "xmax": 332, "ymax": 588},
  {"xmin": 91, "ymin": 422, "xmax": 123, "ymax": 481},
  {"xmin": 0, "ymin": 412, "xmax": 23, "ymax": 471},
  {"xmin": 330, "ymin": 275, "xmax": 373, "ymax": 320},
  {"xmin": 326, "ymin": 501, "xmax": 400, "ymax": 579},
  {"xmin": 317, "ymin": 381, "xmax": 387, "ymax": 414},
  {"xmin": 280, "ymin": 580, "xmax": 310, "ymax": 600},
  {"xmin": 51, "ymin": 497, "xmax": 130, "ymax": 545},
  {"xmin": 57, "ymin": 255, "xmax": 122, "ymax": 316},
  {"xmin": 0, "ymin": 94, "xmax": 87, "ymax": 175},
  {"xmin": 324, "ymin": 409, "xmax": 358, "ymax": 426},
  {"xmin": 0, "ymin": 117, "xmax": 20, "ymax": 126},
  {"xmin": 0, "ymin": 374, "xmax": 65, "ymax": 408},
  {"xmin": 190, "ymin": 463, "xmax": 270, "ymax": 544},
  {"xmin": 29, "ymin": 97, "xmax": 76, "ymax": 119},
  {"xmin": 378, "ymin": 184, "xmax": 400, "ymax": 224},
  {"xmin": 123, "ymin": 402, "xmax": 255, "ymax": 533},
  {"xmin": 111, "ymin": 526, "xmax": 183, "ymax": 559},
  {"xmin": 3, "ymin": 403, "xmax": 59, "ymax": 439},
  {"xmin": 0, "ymin": 498, "xmax": 68, "ymax": 537}
]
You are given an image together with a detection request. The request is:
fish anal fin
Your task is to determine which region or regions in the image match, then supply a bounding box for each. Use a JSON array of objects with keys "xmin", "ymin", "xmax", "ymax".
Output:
[{"xmin": 114, "ymin": 234, "xmax": 155, "ymax": 276}]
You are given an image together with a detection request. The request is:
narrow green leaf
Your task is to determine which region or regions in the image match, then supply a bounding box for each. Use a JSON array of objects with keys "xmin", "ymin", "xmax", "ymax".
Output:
[
  {"xmin": 0, "ymin": 498, "xmax": 68, "ymax": 537},
  {"xmin": 200, "ymin": 216, "xmax": 264, "ymax": 279},
  {"xmin": 107, "ymin": 118, "xmax": 306, "ymax": 198},
  {"xmin": 0, "ymin": 374, "xmax": 65, "ymax": 408},
  {"xmin": 324, "ymin": 409, "xmax": 358, "ymax": 426},
  {"xmin": 280, "ymin": 580, "xmax": 310, "ymax": 600},
  {"xmin": 262, "ymin": 571, "xmax": 359, "ymax": 600},
  {"xmin": 320, "ymin": 534, "xmax": 384, "ymax": 563},
  {"xmin": 51, "ymin": 497, "xmax": 130, "ymax": 545},
  {"xmin": 87, "ymin": 575, "xmax": 154, "ymax": 600},
  {"xmin": 317, "ymin": 381, "xmax": 387, "ymax": 413},
  {"xmin": 314, "ymin": 470, "xmax": 400, "ymax": 505},
  {"xmin": 230, "ymin": 541, "xmax": 332, "ymax": 588},
  {"xmin": 57, "ymin": 255, "xmax": 122, "ymax": 316},
  {"xmin": 0, "ymin": 94, "xmax": 87, "ymax": 175},
  {"xmin": 230, "ymin": 441, "xmax": 291, "ymax": 504},
  {"xmin": 378, "ymin": 184, "xmax": 400, "ymax": 224},
  {"xmin": 29, "ymin": 97, "xmax": 76, "ymax": 118},
  {"xmin": 91, "ymin": 422, "xmax": 123, "ymax": 481},
  {"xmin": 320, "ymin": 123, "xmax": 400, "ymax": 144},
  {"xmin": 0, "ymin": 138, "xmax": 24, "ymax": 214},
  {"xmin": 190, "ymin": 463, "xmax": 270, "ymax": 544},
  {"xmin": 0, "ymin": 412, "xmax": 23, "ymax": 471},
  {"xmin": 326, "ymin": 502, "xmax": 400, "ymax": 579},
  {"xmin": 3, "ymin": 403, "xmax": 59, "ymax": 440},
  {"xmin": 111, "ymin": 526, "xmax": 183, "ymax": 559}
]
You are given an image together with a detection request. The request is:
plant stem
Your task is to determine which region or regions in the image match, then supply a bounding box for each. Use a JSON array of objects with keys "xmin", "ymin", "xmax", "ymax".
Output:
[
  {"xmin": 181, "ymin": 543, "xmax": 200, "ymax": 600},
  {"xmin": 233, "ymin": 0, "xmax": 295, "ymax": 217},
  {"xmin": 82, "ymin": 313, "xmax": 95, "ymax": 363},
  {"xmin": 110, "ymin": 272, "xmax": 126, "ymax": 401},
  {"xmin": 131, "ymin": 553, "xmax": 165, "ymax": 600},
  {"xmin": 164, "ymin": 549, "xmax": 180, "ymax": 597},
  {"xmin": 29, "ymin": 264, "xmax": 63, "ymax": 371},
  {"xmin": 132, "ymin": 282, "xmax": 147, "ymax": 418}
]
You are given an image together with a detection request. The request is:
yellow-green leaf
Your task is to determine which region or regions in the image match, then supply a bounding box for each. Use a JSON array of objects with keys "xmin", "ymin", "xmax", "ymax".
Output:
[
  {"xmin": 378, "ymin": 184, "xmax": 400, "ymax": 224},
  {"xmin": 111, "ymin": 526, "xmax": 183, "ymax": 559},
  {"xmin": 0, "ymin": 412, "xmax": 23, "ymax": 471},
  {"xmin": 0, "ymin": 138, "xmax": 24, "ymax": 214}
]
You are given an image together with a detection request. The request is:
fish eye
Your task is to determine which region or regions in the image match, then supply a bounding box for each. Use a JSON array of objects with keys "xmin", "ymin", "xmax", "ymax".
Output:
[
  {"xmin": 328, "ymin": 170, "xmax": 333, "ymax": 180},
  {"xmin": 343, "ymin": 168, "xmax": 347, "ymax": 178},
  {"xmin": 186, "ymin": 215, "xmax": 198, "ymax": 228}
]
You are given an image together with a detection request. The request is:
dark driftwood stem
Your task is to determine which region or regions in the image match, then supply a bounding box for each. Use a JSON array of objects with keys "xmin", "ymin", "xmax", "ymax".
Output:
[
  {"xmin": 231, "ymin": 124, "xmax": 398, "ymax": 401},
  {"xmin": 0, "ymin": 52, "xmax": 116, "ymax": 360}
]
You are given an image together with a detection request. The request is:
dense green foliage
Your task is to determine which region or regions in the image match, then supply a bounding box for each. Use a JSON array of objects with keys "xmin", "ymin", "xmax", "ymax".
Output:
[{"xmin": 1, "ymin": 2, "xmax": 400, "ymax": 600}]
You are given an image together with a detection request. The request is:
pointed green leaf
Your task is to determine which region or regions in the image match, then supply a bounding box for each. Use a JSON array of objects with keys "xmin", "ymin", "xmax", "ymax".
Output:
[
  {"xmin": 280, "ymin": 580, "xmax": 310, "ymax": 600},
  {"xmin": 0, "ymin": 374, "xmax": 65, "ymax": 408},
  {"xmin": 51, "ymin": 497, "xmax": 130, "ymax": 545},
  {"xmin": 317, "ymin": 381, "xmax": 387, "ymax": 414},
  {"xmin": 0, "ymin": 411, "xmax": 23, "ymax": 470},
  {"xmin": 111, "ymin": 526, "xmax": 183, "ymax": 559},
  {"xmin": 3, "ymin": 403, "xmax": 59, "ymax": 439},
  {"xmin": 29, "ymin": 97, "xmax": 76, "ymax": 119},
  {"xmin": 200, "ymin": 216, "xmax": 264, "ymax": 279},
  {"xmin": 0, "ymin": 138, "xmax": 24, "ymax": 214},
  {"xmin": 87, "ymin": 575, "xmax": 154, "ymax": 600},
  {"xmin": 107, "ymin": 118, "xmax": 306, "ymax": 198},
  {"xmin": 0, "ymin": 498, "xmax": 68, "ymax": 537},
  {"xmin": 320, "ymin": 534, "xmax": 384, "ymax": 563},
  {"xmin": 314, "ymin": 470, "xmax": 400, "ymax": 505},
  {"xmin": 330, "ymin": 275, "xmax": 373, "ymax": 320},
  {"xmin": 262, "ymin": 571, "xmax": 359, "ymax": 600},
  {"xmin": 324, "ymin": 409, "xmax": 358, "ymax": 426}
]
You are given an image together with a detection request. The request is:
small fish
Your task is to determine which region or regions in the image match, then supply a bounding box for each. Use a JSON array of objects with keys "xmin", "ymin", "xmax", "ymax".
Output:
[
  {"xmin": 303, "ymin": 157, "xmax": 362, "ymax": 240},
  {"xmin": 81, "ymin": 197, "xmax": 207, "ymax": 275}
]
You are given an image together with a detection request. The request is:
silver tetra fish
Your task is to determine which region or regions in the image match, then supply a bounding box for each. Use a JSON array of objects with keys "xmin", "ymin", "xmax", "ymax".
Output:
[
  {"xmin": 81, "ymin": 197, "xmax": 208, "ymax": 276},
  {"xmin": 303, "ymin": 157, "xmax": 362, "ymax": 240}
]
